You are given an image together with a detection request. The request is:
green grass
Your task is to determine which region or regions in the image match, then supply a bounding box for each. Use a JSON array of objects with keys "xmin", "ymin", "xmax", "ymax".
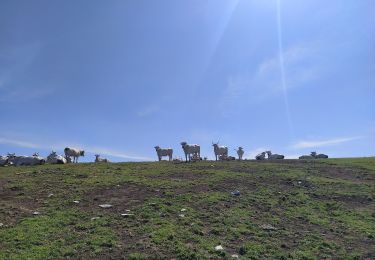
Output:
[{"xmin": 0, "ymin": 158, "xmax": 374, "ymax": 259}]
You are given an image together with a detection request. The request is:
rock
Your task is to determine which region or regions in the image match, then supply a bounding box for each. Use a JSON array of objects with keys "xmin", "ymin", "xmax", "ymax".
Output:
[
  {"xmin": 91, "ymin": 217, "xmax": 100, "ymax": 221},
  {"xmin": 73, "ymin": 200, "xmax": 80, "ymax": 204},
  {"xmin": 178, "ymin": 214, "xmax": 185, "ymax": 218},
  {"xmin": 33, "ymin": 211, "xmax": 40, "ymax": 215},
  {"xmin": 47, "ymin": 193, "xmax": 54, "ymax": 198},
  {"xmin": 181, "ymin": 208, "xmax": 187, "ymax": 212},
  {"xmin": 260, "ymin": 224, "xmax": 277, "ymax": 230},
  {"xmin": 231, "ymin": 190, "xmax": 240, "ymax": 196},
  {"xmin": 231, "ymin": 254, "xmax": 239, "ymax": 259},
  {"xmin": 121, "ymin": 213, "xmax": 134, "ymax": 217},
  {"xmin": 99, "ymin": 204, "xmax": 113, "ymax": 208},
  {"xmin": 0, "ymin": 223, "xmax": 3, "ymax": 227},
  {"xmin": 215, "ymin": 245, "xmax": 224, "ymax": 251}
]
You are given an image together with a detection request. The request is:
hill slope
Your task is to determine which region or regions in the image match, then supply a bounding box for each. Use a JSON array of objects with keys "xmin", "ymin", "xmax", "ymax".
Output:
[{"xmin": 0, "ymin": 158, "xmax": 374, "ymax": 259}]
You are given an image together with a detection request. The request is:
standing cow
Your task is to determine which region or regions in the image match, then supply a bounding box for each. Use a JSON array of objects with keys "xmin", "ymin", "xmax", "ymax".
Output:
[
  {"xmin": 236, "ymin": 147, "xmax": 244, "ymax": 160},
  {"xmin": 212, "ymin": 141, "xmax": 228, "ymax": 161},
  {"xmin": 180, "ymin": 142, "xmax": 200, "ymax": 162},
  {"xmin": 154, "ymin": 146, "xmax": 173, "ymax": 161},
  {"xmin": 64, "ymin": 147, "xmax": 85, "ymax": 163}
]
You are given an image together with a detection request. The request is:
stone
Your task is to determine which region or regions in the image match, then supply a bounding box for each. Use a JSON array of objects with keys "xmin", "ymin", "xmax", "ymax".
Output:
[
  {"xmin": 33, "ymin": 211, "xmax": 40, "ymax": 215},
  {"xmin": 91, "ymin": 217, "xmax": 100, "ymax": 221},
  {"xmin": 260, "ymin": 224, "xmax": 277, "ymax": 230},
  {"xmin": 178, "ymin": 214, "xmax": 185, "ymax": 218},
  {"xmin": 121, "ymin": 213, "xmax": 134, "ymax": 217},
  {"xmin": 99, "ymin": 204, "xmax": 113, "ymax": 208},
  {"xmin": 215, "ymin": 245, "xmax": 224, "ymax": 251},
  {"xmin": 73, "ymin": 200, "xmax": 80, "ymax": 204},
  {"xmin": 47, "ymin": 193, "xmax": 54, "ymax": 198},
  {"xmin": 181, "ymin": 208, "xmax": 187, "ymax": 212},
  {"xmin": 231, "ymin": 190, "xmax": 240, "ymax": 196},
  {"xmin": 0, "ymin": 223, "xmax": 3, "ymax": 227},
  {"xmin": 231, "ymin": 254, "xmax": 239, "ymax": 258}
]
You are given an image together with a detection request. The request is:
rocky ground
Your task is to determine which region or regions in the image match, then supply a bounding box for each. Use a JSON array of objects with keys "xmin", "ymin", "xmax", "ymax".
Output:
[{"xmin": 0, "ymin": 158, "xmax": 374, "ymax": 259}]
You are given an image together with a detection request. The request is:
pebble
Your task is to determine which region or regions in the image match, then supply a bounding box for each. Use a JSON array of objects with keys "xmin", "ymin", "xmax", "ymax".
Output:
[
  {"xmin": 33, "ymin": 211, "xmax": 40, "ymax": 215},
  {"xmin": 0, "ymin": 223, "xmax": 3, "ymax": 227},
  {"xmin": 260, "ymin": 224, "xmax": 277, "ymax": 230},
  {"xmin": 231, "ymin": 255, "xmax": 239, "ymax": 259},
  {"xmin": 47, "ymin": 193, "xmax": 54, "ymax": 198},
  {"xmin": 121, "ymin": 213, "xmax": 134, "ymax": 217},
  {"xmin": 99, "ymin": 204, "xmax": 113, "ymax": 208},
  {"xmin": 181, "ymin": 208, "xmax": 187, "ymax": 212},
  {"xmin": 231, "ymin": 190, "xmax": 240, "ymax": 196},
  {"xmin": 178, "ymin": 214, "xmax": 185, "ymax": 218},
  {"xmin": 73, "ymin": 200, "xmax": 80, "ymax": 204},
  {"xmin": 215, "ymin": 245, "xmax": 224, "ymax": 251},
  {"xmin": 91, "ymin": 217, "xmax": 100, "ymax": 221}
]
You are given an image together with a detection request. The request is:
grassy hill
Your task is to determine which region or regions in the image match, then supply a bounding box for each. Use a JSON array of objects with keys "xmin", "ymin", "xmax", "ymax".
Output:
[{"xmin": 0, "ymin": 158, "xmax": 374, "ymax": 259}]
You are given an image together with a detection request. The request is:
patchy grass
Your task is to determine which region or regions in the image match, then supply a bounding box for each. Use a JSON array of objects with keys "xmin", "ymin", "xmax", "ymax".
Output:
[{"xmin": 0, "ymin": 158, "xmax": 374, "ymax": 259}]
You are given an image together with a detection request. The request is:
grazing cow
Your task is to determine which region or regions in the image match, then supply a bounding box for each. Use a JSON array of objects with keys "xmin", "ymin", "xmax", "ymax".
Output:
[
  {"xmin": 64, "ymin": 147, "xmax": 84, "ymax": 163},
  {"xmin": 7, "ymin": 153, "xmax": 45, "ymax": 166},
  {"xmin": 180, "ymin": 142, "xmax": 200, "ymax": 162},
  {"xmin": 255, "ymin": 152, "xmax": 266, "ymax": 160},
  {"xmin": 212, "ymin": 142, "xmax": 228, "ymax": 161},
  {"xmin": 47, "ymin": 151, "xmax": 67, "ymax": 164},
  {"xmin": 94, "ymin": 154, "xmax": 109, "ymax": 163},
  {"xmin": 266, "ymin": 151, "xmax": 284, "ymax": 160},
  {"xmin": 154, "ymin": 146, "xmax": 173, "ymax": 161},
  {"xmin": 236, "ymin": 147, "xmax": 244, "ymax": 160}
]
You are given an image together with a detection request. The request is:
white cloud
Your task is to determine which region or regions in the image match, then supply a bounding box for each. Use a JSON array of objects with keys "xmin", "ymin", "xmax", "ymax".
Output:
[
  {"xmin": 220, "ymin": 44, "xmax": 320, "ymax": 113},
  {"xmin": 136, "ymin": 105, "xmax": 160, "ymax": 117},
  {"xmin": 0, "ymin": 136, "xmax": 152, "ymax": 161},
  {"xmin": 291, "ymin": 136, "xmax": 363, "ymax": 149},
  {"xmin": 0, "ymin": 86, "xmax": 55, "ymax": 103}
]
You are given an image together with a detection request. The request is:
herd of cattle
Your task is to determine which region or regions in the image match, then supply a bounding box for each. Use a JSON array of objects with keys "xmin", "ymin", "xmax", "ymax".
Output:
[
  {"xmin": 0, "ymin": 147, "xmax": 107, "ymax": 166},
  {"xmin": 155, "ymin": 141, "xmax": 329, "ymax": 162},
  {"xmin": 0, "ymin": 142, "xmax": 329, "ymax": 167}
]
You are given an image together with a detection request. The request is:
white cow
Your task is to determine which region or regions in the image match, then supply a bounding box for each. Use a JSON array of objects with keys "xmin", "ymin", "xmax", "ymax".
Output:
[
  {"xmin": 255, "ymin": 152, "xmax": 266, "ymax": 160},
  {"xmin": 94, "ymin": 154, "xmax": 109, "ymax": 163},
  {"xmin": 299, "ymin": 154, "xmax": 314, "ymax": 159},
  {"xmin": 311, "ymin": 151, "xmax": 328, "ymax": 159},
  {"xmin": 154, "ymin": 146, "xmax": 173, "ymax": 161},
  {"xmin": 236, "ymin": 147, "xmax": 244, "ymax": 160},
  {"xmin": 0, "ymin": 155, "xmax": 9, "ymax": 166},
  {"xmin": 7, "ymin": 153, "xmax": 45, "ymax": 166},
  {"xmin": 64, "ymin": 147, "xmax": 85, "ymax": 163},
  {"xmin": 266, "ymin": 151, "xmax": 284, "ymax": 160},
  {"xmin": 47, "ymin": 151, "xmax": 67, "ymax": 164},
  {"xmin": 212, "ymin": 142, "xmax": 228, "ymax": 161},
  {"xmin": 180, "ymin": 142, "xmax": 200, "ymax": 162}
]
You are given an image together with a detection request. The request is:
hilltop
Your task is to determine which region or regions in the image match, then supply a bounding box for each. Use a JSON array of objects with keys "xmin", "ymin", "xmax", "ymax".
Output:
[{"xmin": 0, "ymin": 158, "xmax": 374, "ymax": 259}]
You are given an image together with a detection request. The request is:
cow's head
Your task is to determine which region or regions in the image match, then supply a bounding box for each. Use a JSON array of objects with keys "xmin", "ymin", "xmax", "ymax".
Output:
[
  {"xmin": 80, "ymin": 151, "xmax": 85, "ymax": 156},
  {"xmin": 154, "ymin": 146, "xmax": 160, "ymax": 150},
  {"xmin": 180, "ymin": 142, "xmax": 187, "ymax": 147}
]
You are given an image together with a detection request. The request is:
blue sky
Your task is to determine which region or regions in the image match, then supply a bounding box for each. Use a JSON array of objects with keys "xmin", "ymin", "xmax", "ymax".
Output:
[{"xmin": 0, "ymin": 0, "xmax": 374, "ymax": 161}]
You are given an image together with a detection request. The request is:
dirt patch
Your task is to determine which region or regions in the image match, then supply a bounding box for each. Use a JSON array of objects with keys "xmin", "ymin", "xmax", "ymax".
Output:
[
  {"xmin": 148, "ymin": 170, "xmax": 213, "ymax": 181},
  {"xmin": 314, "ymin": 166, "xmax": 375, "ymax": 183},
  {"xmin": 0, "ymin": 179, "xmax": 49, "ymax": 226},
  {"xmin": 77, "ymin": 183, "xmax": 163, "ymax": 215}
]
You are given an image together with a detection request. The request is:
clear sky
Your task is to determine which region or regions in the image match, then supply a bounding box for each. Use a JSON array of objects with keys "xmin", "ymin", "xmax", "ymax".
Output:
[{"xmin": 0, "ymin": 0, "xmax": 374, "ymax": 161}]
